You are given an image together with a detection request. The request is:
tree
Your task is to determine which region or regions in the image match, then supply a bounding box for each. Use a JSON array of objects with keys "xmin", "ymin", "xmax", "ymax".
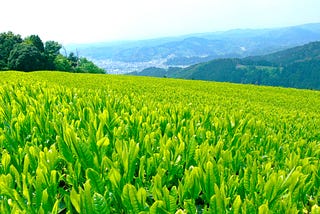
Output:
[
  {"xmin": 44, "ymin": 41, "xmax": 61, "ymax": 56},
  {"xmin": 8, "ymin": 43, "xmax": 44, "ymax": 71},
  {"xmin": 1, "ymin": 31, "xmax": 104, "ymax": 73},
  {"xmin": 24, "ymin": 35, "xmax": 44, "ymax": 52},
  {"xmin": 54, "ymin": 54, "xmax": 72, "ymax": 71},
  {"xmin": 0, "ymin": 57, "xmax": 6, "ymax": 70},
  {"xmin": 44, "ymin": 41, "xmax": 62, "ymax": 70},
  {"xmin": 76, "ymin": 57, "xmax": 105, "ymax": 74},
  {"xmin": 68, "ymin": 52, "xmax": 79, "ymax": 69},
  {"xmin": 0, "ymin": 32, "xmax": 23, "ymax": 70}
]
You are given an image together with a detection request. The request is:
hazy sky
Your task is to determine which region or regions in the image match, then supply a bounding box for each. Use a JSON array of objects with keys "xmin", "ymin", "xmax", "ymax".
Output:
[{"xmin": 1, "ymin": 0, "xmax": 319, "ymax": 44}]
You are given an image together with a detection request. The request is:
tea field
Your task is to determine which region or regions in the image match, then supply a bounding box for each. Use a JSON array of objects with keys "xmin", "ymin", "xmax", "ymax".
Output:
[{"xmin": 0, "ymin": 71, "xmax": 319, "ymax": 213}]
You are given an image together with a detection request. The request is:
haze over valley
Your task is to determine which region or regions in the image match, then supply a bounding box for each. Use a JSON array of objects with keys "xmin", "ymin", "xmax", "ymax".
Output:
[{"xmin": 67, "ymin": 23, "xmax": 320, "ymax": 74}]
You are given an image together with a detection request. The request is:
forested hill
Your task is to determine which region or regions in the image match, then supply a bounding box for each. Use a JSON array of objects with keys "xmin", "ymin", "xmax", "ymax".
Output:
[
  {"xmin": 246, "ymin": 41, "xmax": 320, "ymax": 65},
  {"xmin": 130, "ymin": 41, "xmax": 320, "ymax": 90}
]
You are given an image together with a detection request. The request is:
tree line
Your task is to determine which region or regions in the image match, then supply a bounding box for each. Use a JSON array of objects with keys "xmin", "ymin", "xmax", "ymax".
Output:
[{"xmin": 0, "ymin": 32, "xmax": 105, "ymax": 73}]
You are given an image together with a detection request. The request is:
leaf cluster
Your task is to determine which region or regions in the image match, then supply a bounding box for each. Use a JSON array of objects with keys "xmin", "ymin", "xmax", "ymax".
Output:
[{"xmin": 0, "ymin": 72, "xmax": 319, "ymax": 213}]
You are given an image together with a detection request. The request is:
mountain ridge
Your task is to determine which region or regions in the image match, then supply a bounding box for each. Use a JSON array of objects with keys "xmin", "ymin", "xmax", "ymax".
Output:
[
  {"xmin": 67, "ymin": 23, "xmax": 320, "ymax": 73},
  {"xmin": 129, "ymin": 41, "xmax": 320, "ymax": 90}
]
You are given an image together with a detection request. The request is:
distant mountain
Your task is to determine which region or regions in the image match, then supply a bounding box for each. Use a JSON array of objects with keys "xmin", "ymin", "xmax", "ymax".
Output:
[
  {"xmin": 69, "ymin": 23, "xmax": 320, "ymax": 73},
  {"xmin": 130, "ymin": 41, "xmax": 320, "ymax": 90},
  {"xmin": 247, "ymin": 41, "xmax": 320, "ymax": 65}
]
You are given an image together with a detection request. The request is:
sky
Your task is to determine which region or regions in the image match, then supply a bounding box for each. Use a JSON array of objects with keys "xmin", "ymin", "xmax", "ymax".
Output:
[{"xmin": 1, "ymin": 0, "xmax": 320, "ymax": 44}]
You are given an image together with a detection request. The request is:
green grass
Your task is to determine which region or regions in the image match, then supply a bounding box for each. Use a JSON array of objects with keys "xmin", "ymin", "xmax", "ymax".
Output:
[{"xmin": 0, "ymin": 71, "xmax": 319, "ymax": 213}]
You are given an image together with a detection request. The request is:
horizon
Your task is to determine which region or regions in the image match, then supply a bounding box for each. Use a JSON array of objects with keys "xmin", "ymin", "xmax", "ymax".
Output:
[
  {"xmin": 1, "ymin": 0, "xmax": 320, "ymax": 45},
  {"xmin": 2, "ymin": 22, "xmax": 320, "ymax": 47},
  {"xmin": 63, "ymin": 22, "xmax": 320, "ymax": 46}
]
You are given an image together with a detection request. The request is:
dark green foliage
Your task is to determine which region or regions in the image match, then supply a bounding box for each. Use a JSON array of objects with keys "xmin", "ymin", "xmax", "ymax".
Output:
[
  {"xmin": 0, "ymin": 32, "xmax": 23, "ymax": 70},
  {"xmin": 75, "ymin": 58, "xmax": 105, "ymax": 74},
  {"xmin": 0, "ymin": 31, "xmax": 105, "ymax": 73},
  {"xmin": 54, "ymin": 54, "xmax": 73, "ymax": 71},
  {"xmin": 248, "ymin": 41, "xmax": 320, "ymax": 65},
  {"xmin": 24, "ymin": 35, "xmax": 45, "ymax": 53},
  {"xmin": 186, "ymin": 41, "xmax": 320, "ymax": 89},
  {"xmin": 68, "ymin": 52, "xmax": 79, "ymax": 69},
  {"xmin": 44, "ymin": 41, "xmax": 62, "ymax": 70},
  {"xmin": 280, "ymin": 59, "xmax": 320, "ymax": 89},
  {"xmin": 44, "ymin": 41, "xmax": 61, "ymax": 56},
  {"xmin": 8, "ymin": 43, "xmax": 44, "ymax": 71}
]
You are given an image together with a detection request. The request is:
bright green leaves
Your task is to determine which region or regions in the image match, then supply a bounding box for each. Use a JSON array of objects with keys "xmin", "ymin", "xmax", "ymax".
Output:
[
  {"xmin": 311, "ymin": 204, "xmax": 320, "ymax": 214},
  {"xmin": 86, "ymin": 168, "xmax": 105, "ymax": 194},
  {"xmin": 211, "ymin": 184, "xmax": 227, "ymax": 213},
  {"xmin": 183, "ymin": 199, "xmax": 197, "ymax": 213},
  {"xmin": 122, "ymin": 184, "xmax": 147, "ymax": 213},
  {"xmin": 231, "ymin": 195, "xmax": 242, "ymax": 214},
  {"xmin": 70, "ymin": 188, "xmax": 80, "ymax": 213},
  {"xmin": 1, "ymin": 72, "xmax": 320, "ymax": 213},
  {"xmin": 70, "ymin": 182, "xmax": 110, "ymax": 214},
  {"xmin": 182, "ymin": 166, "xmax": 202, "ymax": 200},
  {"xmin": 1, "ymin": 151, "xmax": 11, "ymax": 173},
  {"xmin": 258, "ymin": 203, "xmax": 269, "ymax": 214},
  {"xmin": 93, "ymin": 192, "xmax": 110, "ymax": 214},
  {"xmin": 202, "ymin": 161, "xmax": 221, "ymax": 203},
  {"xmin": 57, "ymin": 135, "xmax": 74, "ymax": 163}
]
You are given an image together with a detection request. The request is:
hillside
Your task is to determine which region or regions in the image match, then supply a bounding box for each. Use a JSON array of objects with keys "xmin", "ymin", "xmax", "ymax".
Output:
[
  {"xmin": 69, "ymin": 23, "xmax": 320, "ymax": 73},
  {"xmin": 247, "ymin": 41, "xmax": 320, "ymax": 64},
  {"xmin": 132, "ymin": 41, "xmax": 320, "ymax": 90},
  {"xmin": 129, "ymin": 66, "xmax": 183, "ymax": 78},
  {"xmin": 0, "ymin": 71, "xmax": 320, "ymax": 213}
]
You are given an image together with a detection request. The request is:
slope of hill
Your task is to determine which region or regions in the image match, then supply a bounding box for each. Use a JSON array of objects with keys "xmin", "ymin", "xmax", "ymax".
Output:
[
  {"xmin": 132, "ymin": 41, "xmax": 320, "ymax": 90},
  {"xmin": 128, "ymin": 66, "xmax": 183, "ymax": 78},
  {"xmin": 1, "ymin": 71, "xmax": 320, "ymax": 213},
  {"xmin": 68, "ymin": 23, "xmax": 320, "ymax": 73},
  {"xmin": 247, "ymin": 41, "xmax": 320, "ymax": 64}
]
